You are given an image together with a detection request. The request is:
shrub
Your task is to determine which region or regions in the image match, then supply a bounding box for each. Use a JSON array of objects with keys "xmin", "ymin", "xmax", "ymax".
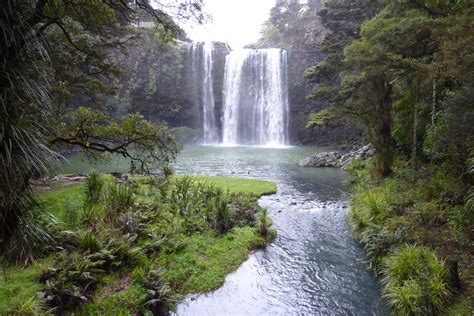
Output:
[
  {"xmin": 382, "ymin": 244, "xmax": 450, "ymax": 315},
  {"xmin": 171, "ymin": 176, "xmax": 197, "ymax": 215},
  {"xmin": 103, "ymin": 183, "xmax": 135, "ymax": 222},
  {"xmin": 77, "ymin": 230, "xmax": 101, "ymax": 252},
  {"xmin": 84, "ymin": 170, "xmax": 104, "ymax": 208},
  {"xmin": 349, "ymin": 186, "xmax": 393, "ymax": 237},
  {"xmin": 229, "ymin": 193, "xmax": 259, "ymax": 227},
  {"xmin": 3, "ymin": 207, "xmax": 60, "ymax": 265},
  {"xmin": 448, "ymin": 204, "xmax": 474, "ymax": 246},
  {"xmin": 40, "ymin": 252, "xmax": 104, "ymax": 311},
  {"xmin": 359, "ymin": 223, "xmax": 407, "ymax": 274},
  {"xmin": 411, "ymin": 201, "xmax": 445, "ymax": 226},
  {"xmin": 258, "ymin": 209, "xmax": 270, "ymax": 237},
  {"xmin": 162, "ymin": 165, "xmax": 174, "ymax": 178},
  {"xmin": 9, "ymin": 296, "xmax": 53, "ymax": 315},
  {"xmin": 215, "ymin": 195, "xmax": 231, "ymax": 235}
]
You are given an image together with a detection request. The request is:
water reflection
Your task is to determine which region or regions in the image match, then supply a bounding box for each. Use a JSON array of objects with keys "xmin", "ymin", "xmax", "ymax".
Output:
[{"xmin": 174, "ymin": 145, "xmax": 386, "ymax": 315}]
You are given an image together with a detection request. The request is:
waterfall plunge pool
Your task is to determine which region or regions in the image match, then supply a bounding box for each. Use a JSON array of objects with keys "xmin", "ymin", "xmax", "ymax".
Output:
[
  {"xmin": 172, "ymin": 145, "xmax": 386, "ymax": 316},
  {"xmin": 57, "ymin": 145, "xmax": 386, "ymax": 315}
]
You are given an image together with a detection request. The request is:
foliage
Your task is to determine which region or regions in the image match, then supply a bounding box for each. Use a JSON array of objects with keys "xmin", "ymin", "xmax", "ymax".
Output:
[
  {"xmin": 258, "ymin": 209, "xmax": 270, "ymax": 237},
  {"xmin": 215, "ymin": 193, "xmax": 231, "ymax": 235},
  {"xmin": 0, "ymin": 175, "xmax": 276, "ymax": 314},
  {"xmin": 0, "ymin": 258, "xmax": 53, "ymax": 313},
  {"xmin": 382, "ymin": 245, "xmax": 450, "ymax": 315},
  {"xmin": 3, "ymin": 206, "xmax": 61, "ymax": 266},
  {"xmin": 306, "ymin": 0, "xmax": 474, "ymax": 178},
  {"xmin": 53, "ymin": 107, "xmax": 182, "ymax": 173},
  {"xmin": 348, "ymin": 159, "xmax": 473, "ymax": 314},
  {"xmin": 84, "ymin": 170, "xmax": 104, "ymax": 208},
  {"xmin": 0, "ymin": 0, "xmax": 204, "ymax": 261}
]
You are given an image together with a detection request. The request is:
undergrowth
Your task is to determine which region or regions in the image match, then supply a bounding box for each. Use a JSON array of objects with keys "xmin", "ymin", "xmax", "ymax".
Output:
[
  {"xmin": 347, "ymin": 159, "xmax": 473, "ymax": 315},
  {"xmin": 0, "ymin": 174, "xmax": 276, "ymax": 315}
]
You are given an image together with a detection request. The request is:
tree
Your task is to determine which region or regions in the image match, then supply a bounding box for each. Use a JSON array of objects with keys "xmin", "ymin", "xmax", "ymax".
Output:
[{"xmin": 0, "ymin": 0, "xmax": 203, "ymax": 262}]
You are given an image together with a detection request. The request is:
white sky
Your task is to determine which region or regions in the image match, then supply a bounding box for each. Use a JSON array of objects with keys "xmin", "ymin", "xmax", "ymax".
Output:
[{"xmin": 183, "ymin": 0, "xmax": 276, "ymax": 49}]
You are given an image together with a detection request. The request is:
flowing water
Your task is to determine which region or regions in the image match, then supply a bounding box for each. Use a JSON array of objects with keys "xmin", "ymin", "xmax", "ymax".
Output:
[
  {"xmin": 188, "ymin": 42, "xmax": 221, "ymax": 144},
  {"xmin": 173, "ymin": 145, "xmax": 386, "ymax": 316},
  {"xmin": 188, "ymin": 44, "xmax": 289, "ymax": 146},
  {"xmin": 222, "ymin": 49, "xmax": 289, "ymax": 146}
]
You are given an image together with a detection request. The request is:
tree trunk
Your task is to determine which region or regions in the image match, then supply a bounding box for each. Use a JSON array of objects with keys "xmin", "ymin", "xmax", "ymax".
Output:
[{"xmin": 447, "ymin": 260, "xmax": 461, "ymax": 292}]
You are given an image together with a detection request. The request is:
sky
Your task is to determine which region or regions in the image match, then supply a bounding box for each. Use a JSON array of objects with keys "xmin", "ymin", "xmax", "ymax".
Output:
[{"xmin": 183, "ymin": 0, "xmax": 276, "ymax": 49}]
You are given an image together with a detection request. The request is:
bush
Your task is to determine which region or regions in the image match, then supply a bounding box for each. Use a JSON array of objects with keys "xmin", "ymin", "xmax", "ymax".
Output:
[
  {"xmin": 103, "ymin": 183, "xmax": 135, "ymax": 222},
  {"xmin": 40, "ymin": 252, "xmax": 104, "ymax": 311},
  {"xmin": 215, "ymin": 194, "xmax": 231, "ymax": 235},
  {"xmin": 258, "ymin": 209, "xmax": 270, "ymax": 237},
  {"xmin": 382, "ymin": 244, "xmax": 450, "ymax": 315},
  {"xmin": 358, "ymin": 223, "xmax": 407, "ymax": 273},
  {"xmin": 349, "ymin": 186, "xmax": 393, "ymax": 237},
  {"xmin": 84, "ymin": 170, "xmax": 104, "ymax": 208},
  {"xmin": 411, "ymin": 201, "xmax": 445, "ymax": 226},
  {"xmin": 448, "ymin": 204, "xmax": 474, "ymax": 246}
]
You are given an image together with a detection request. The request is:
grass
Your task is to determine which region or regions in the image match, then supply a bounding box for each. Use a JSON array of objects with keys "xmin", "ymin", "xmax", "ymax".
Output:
[
  {"xmin": 157, "ymin": 227, "xmax": 266, "ymax": 294},
  {"xmin": 0, "ymin": 258, "xmax": 53, "ymax": 313},
  {"xmin": 37, "ymin": 183, "xmax": 84, "ymax": 224},
  {"xmin": 173, "ymin": 175, "xmax": 277, "ymax": 196},
  {"xmin": 0, "ymin": 174, "xmax": 277, "ymax": 315}
]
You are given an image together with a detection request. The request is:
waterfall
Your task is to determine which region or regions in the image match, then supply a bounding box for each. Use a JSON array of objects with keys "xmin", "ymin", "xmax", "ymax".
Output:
[
  {"xmin": 189, "ymin": 42, "xmax": 220, "ymax": 144},
  {"xmin": 222, "ymin": 49, "xmax": 289, "ymax": 146}
]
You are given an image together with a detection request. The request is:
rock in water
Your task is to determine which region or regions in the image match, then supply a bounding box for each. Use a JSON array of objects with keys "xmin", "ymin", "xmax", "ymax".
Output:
[
  {"xmin": 337, "ymin": 144, "xmax": 374, "ymax": 169},
  {"xmin": 298, "ymin": 144, "xmax": 374, "ymax": 168},
  {"xmin": 298, "ymin": 151, "xmax": 342, "ymax": 167}
]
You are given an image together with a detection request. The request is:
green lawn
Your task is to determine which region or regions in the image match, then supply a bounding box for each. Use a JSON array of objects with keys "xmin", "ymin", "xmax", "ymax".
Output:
[{"xmin": 173, "ymin": 175, "xmax": 277, "ymax": 196}]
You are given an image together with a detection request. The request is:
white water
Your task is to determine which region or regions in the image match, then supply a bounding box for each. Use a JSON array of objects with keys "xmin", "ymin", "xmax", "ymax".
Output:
[
  {"xmin": 202, "ymin": 42, "xmax": 218, "ymax": 144},
  {"xmin": 222, "ymin": 49, "xmax": 289, "ymax": 146},
  {"xmin": 190, "ymin": 42, "xmax": 219, "ymax": 144}
]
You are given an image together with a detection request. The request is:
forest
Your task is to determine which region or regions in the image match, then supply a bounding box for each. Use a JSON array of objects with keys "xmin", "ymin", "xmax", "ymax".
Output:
[{"xmin": 0, "ymin": 0, "xmax": 473, "ymax": 315}]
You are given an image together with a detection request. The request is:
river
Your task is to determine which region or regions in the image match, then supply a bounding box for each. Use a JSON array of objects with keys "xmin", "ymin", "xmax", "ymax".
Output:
[{"xmin": 172, "ymin": 145, "xmax": 386, "ymax": 315}]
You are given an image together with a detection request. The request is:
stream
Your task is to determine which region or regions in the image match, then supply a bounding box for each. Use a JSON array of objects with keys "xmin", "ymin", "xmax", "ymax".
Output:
[{"xmin": 172, "ymin": 145, "xmax": 386, "ymax": 315}]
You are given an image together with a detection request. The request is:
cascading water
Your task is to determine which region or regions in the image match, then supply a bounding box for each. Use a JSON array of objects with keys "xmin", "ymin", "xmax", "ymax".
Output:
[
  {"xmin": 189, "ymin": 42, "xmax": 220, "ymax": 144},
  {"xmin": 222, "ymin": 49, "xmax": 289, "ymax": 146}
]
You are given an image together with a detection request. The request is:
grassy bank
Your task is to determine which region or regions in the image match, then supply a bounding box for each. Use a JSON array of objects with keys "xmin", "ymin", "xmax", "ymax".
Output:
[
  {"xmin": 0, "ymin": 175, "xmax": 276, "ymax": 315},
  {"xmin": 348, "ymin": 160, "xmax": 473, "ymax": 314}
]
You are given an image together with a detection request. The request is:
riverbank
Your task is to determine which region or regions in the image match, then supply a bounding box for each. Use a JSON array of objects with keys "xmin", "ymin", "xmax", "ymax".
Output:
[
  {"xmin": 347, "ymin": 160, "xmax": 473, "ymax": 314},
  {"xmin": 0, "ymin": 174, "xmax": 276, "ymax": 315}
]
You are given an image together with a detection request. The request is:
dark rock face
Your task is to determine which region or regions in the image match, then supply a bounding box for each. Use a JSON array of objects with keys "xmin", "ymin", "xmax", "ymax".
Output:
[
  {"xmin": 299, "ymin": 144, "xmax": 374, "ymax": 168},
  {"xmin": 282, "ymin": 11, "xmax": 365, "ymax": 147}
]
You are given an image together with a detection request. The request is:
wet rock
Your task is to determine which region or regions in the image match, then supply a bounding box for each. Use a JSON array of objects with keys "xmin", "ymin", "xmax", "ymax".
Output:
[
  {"xmin": 337, "ymin": 144, "xmax": 374, "ymax": 169},
  {"xmin": 298, "ymin": 144, "xmax": 374, "ymax": 169},
  {"xmin": 298, "ymin": 151, "xmax": 341, "ymax": 167}
]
